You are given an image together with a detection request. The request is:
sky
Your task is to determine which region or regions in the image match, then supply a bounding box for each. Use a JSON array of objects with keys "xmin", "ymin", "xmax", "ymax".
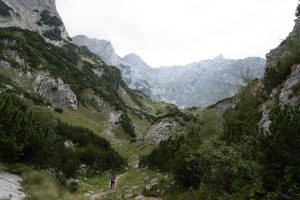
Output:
[{"xmin": 57, "ymin": 0, "xmax": 299, "ymax": 67}]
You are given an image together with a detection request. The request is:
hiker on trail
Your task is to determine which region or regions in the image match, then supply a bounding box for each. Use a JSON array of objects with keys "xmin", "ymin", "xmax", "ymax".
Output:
[{"xmin": 110, "ymin": 175, "xmax": 116, "ymax": 189}]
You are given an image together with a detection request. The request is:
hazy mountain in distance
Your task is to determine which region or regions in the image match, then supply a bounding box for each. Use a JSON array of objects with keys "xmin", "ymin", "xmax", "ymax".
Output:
[{"xmin": 72, "ymin": 36, "xmax": 266, "ymax": 107}]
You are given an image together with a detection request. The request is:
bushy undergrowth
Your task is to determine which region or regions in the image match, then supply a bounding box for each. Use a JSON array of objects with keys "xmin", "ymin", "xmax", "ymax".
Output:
[
  {"xmin": 0, "ymin": 93, "xmax": 126, "ymax": 179},
  {"xmin": 142, "ymin": 82, "xmax": 300, "ymax": 199},
  {"xmin": 38, "ymin": 10, "xmax": 63, "ymax": 27}
]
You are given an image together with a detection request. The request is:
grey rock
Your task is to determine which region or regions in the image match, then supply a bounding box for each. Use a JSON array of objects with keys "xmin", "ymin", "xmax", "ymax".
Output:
[
  {"xmin": 278, "ymin": 65, "xmax": 300, "ymax": 106},
  {"xmin": 0, "ymin": 0, "xmax": 70, "ymax": 43},
  {"xmin": 0, "ymin": 59, "xmax": 13, "ymax": 71},
  {"xmin": 146, "ymin": 178, "xmax": 158, "ymax": 192},
  {"xmin": 124, "ymin": 194, "xmax": 133, "ymax": 200},
  {"xmin": 0, "ymin": 172, "xmax": 25, "ymax": 200},
  {"xmin": 72, "ymin": 35, "xmax": 122, "ymax": 66},
  {"xmin": 34, "ymin": 72, "xmax": 78, "ymax": 110},
  {"xmin": 108, "ymin": 111, "xmax": 122, "ymax": 125},
  {"xmin": 144, "ymin": 117, "xmax": 185, "ymax": 145},
  {"xmin": 73, "ymin": 35, "xmax": 265, "ymax": 108},
  {"xmin": 258, "ymin": 105, "xmax": 272, "ymax": 135},
  {"xmin": 135, "ymin": 194, "xmax": 145, "ymax": 200},
  {"xmin": 207, "ymin": 97, "xmax": 234, "ymax": 114}
]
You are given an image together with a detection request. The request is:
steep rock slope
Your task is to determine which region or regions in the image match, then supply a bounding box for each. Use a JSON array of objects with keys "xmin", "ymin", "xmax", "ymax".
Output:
[
  {"xmin": 73, "ymin": 35, "xmax": 265, "ymax": 107},
  {"xmin": 72, "ymin": 35, "xmax": 121, "ymax": 66},
  {"xmin": 0, "ymin": 0, "xmax": 69, "ymax": 43}
]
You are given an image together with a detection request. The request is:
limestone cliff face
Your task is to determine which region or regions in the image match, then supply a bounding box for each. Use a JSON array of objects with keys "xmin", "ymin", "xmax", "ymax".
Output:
[
  {"xmin": 34, "ymin": 72, "xmax": 78, "ymax": 110},
  {"xmin": 0, "ymin": 0, "xmax": 69, "ymax": 43}
]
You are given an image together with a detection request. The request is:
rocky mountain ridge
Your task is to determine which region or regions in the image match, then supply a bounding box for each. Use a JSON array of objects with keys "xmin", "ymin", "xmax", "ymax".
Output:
[
  {"xmin": 0, "ymin": 0, "xmax": 69, "ymax": 44},
  {"xmin": 72, "ymin": 35, "xmax": 266, "ymax": 107}
]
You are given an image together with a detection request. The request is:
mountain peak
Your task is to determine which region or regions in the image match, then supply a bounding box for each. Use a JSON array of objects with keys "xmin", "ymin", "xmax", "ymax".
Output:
[
  {"xmin": 213, "ymin": 54, "xmax": 225, "ymax": 60},
  {"xmin": 123, "ymin": 53, "xmax": 151, "ymax": 69},
  {"xmin": 123, "ymin": 53, "xmax": 142, "ymax": 60},
  {"xmin": 72, "ymin": 35, "xmax": 121, "ymax": 66}
]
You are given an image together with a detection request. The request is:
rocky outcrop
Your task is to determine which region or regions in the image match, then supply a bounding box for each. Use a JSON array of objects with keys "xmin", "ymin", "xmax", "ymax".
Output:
[
  {"xmin": 72, "ymin": 35, "xmax": 122, "ymax": 66},
  {"xmin": 258, "ymin": 64, "xmax": 300, "ymax": 134},
  {"xmin": 73, "ymin": 35, "xmax": 265, "ymax": 107},
  {"xmin": 0, "ymin": 172, "xmax": 25, "ymax": 200},
  {"xmin": 279, "ymin": 65, "xmax": 300, "ymax": 106},
  {"xmin": 258, "ymin": 104, "xmax": 272, "ymax": 135},
  {"xmin": 0, "ymin": 0, "xmax": 69, "ymax": 43},
  {"xmin": 207, "ymin": 97, "xmax": 234, "ymax": 114},
  {"xmin": 144, "ymin": 117, "xmax": 185, "ymax": 145},
  {"xmin": 34, "ymin": 72, "xmax": 78, "ymax": 110}
]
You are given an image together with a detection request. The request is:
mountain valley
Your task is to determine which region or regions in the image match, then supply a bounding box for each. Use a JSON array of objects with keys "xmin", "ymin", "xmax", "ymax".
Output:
[{"xmin": 0, "ymin": 0, "xmax": 299, "ymax": 199}]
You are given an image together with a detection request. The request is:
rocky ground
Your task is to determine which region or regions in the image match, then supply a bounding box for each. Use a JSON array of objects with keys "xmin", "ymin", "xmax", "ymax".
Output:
[{"xmin": 0, "ymin": 172, "xmax": 25, "ymax": 200}]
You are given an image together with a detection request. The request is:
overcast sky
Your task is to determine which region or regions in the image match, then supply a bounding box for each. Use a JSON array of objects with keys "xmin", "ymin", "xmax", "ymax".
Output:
[{"xmin": 57, "ymin": 0, "xmax": 299, "ymax": 67}]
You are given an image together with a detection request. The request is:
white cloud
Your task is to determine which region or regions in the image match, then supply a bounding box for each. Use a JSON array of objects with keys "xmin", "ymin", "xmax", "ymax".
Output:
[{"xmin": 56, "ymin": 0, "xmax": 299, "ymax": 67}]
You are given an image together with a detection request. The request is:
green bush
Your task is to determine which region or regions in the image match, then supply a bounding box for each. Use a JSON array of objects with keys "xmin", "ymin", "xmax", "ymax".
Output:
[
  {"xmin": 38, "ymin": 10, "xmax": 63, "ymax": 27},
  {"xmin": 259, "ymin": 104, "xmax": 300, "ymax": 199},
  {"xmin": 0, "ymin": 0, "xmax": 12, "ymax": 17},
  {"xmin": 42, "ymin": 28, "xmax": 62, "ymax": 41},
  {"xmin": 0, "ymin": 94, "xmax": 58, "ymax": 164},
  {"xmin": 0, "ymin": 94, "xmax": 126, "ymax": 179},
  {"xmin": 54, "ymin": 107, "xmax": 63, "ymax": 113}
]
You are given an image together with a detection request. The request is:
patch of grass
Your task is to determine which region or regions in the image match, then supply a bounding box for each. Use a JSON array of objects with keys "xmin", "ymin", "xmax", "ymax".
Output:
[
  {"xmin": 55, "ymin": 105, "xmax": 106, "ymax": 134},
  {"xmin": 4, "ymin": 164, "xmax": 85, "ymax": 200},
  {"xmin": 111, "ymin": 143, "xmax": 138, "ymax": 167},
  {"xmin": 22, "ymin": 170, "xmax": 86, "ymax": 200},
  {"xmin": 78, "ymin": 171, "xmax": 111, "ymax": 193}
]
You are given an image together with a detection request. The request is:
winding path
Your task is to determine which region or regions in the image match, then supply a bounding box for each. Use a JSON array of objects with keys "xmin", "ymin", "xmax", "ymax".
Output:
[{"xmin": 90, "ymin": 172, "xmax": 128, "ymax": 200}]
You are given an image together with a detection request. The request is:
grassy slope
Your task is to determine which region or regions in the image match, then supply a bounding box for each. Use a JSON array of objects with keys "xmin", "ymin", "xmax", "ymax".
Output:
[{"xmin": 54, "ymin": 106, "xmax": 106, "ymax": 134}]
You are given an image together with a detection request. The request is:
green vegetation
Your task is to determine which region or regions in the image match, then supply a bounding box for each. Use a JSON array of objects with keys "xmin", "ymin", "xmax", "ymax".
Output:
[
  {"xmin": 263, "ymin": 24, "xmax": 300, "ymax": 94},
  {"xmin": 16, "ymin": 165, "xmax": 86, "ymax": 200},
  {"xmin": 54, "ymin": 107, "xmax": 63, "ymax": 113},
  {"xmin": 0, "ymin": 93, "xmax": 126, "ymax": 180},
  {"xmin": 0, "ymin": 0, "xmax": 12, "ymax": 17},
  {"xmin": 142, "ymin": 81, "xmax": 300, "ymax": 199},
  {"xmin": 38, "ymin": 10, "xmax": 63, "ymax": 27},
  {"xmin": 55, "ymin": 106, "xmax": 105, "ymax": 134},
  {"xmin": 0, "ymin": 27, "xmax": 135, "ymax": 137},
  {"xmin": 42, "ymin": 27, "xmax": 62, "ymax": 41}
]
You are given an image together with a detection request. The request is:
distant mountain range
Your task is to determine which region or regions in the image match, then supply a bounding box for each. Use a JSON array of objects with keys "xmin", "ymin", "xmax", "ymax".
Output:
[{"xmin": 72, "ymin": 35, "xmax": 266, "ymax": 107}]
